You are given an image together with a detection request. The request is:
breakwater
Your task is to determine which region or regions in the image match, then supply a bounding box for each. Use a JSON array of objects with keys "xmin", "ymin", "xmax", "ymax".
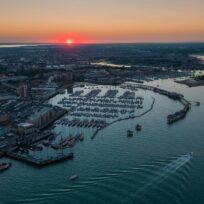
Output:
[{"xmin": 122, "ymin": 83, "xmax": 191, "ymax": 124}]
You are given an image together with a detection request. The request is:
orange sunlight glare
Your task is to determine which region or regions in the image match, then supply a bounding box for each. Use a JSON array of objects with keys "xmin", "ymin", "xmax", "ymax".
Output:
[{"xmin": 66, "ymin": 40, "xmax": 73, "ymax": 44}]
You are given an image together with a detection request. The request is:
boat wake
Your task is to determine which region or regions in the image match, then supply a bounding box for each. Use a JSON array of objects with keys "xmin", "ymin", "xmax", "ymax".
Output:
[
  {"xmin": 19, "ymin": 153, "xmax": 193, "ymax": 204},
  {"xmin": 122, "ymin": 153, "xmax": 193, "ymax": 204}
]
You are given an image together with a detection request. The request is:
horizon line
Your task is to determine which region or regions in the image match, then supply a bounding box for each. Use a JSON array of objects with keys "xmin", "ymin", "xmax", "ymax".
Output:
[{"xmin": 0, "ymin": 41, "xmax": 204, "ymax": 45}]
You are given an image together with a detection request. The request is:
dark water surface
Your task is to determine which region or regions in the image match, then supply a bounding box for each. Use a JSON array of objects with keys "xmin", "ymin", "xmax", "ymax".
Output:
[{"xmin": 0, "ymin": 79, "xmax": 204, "ymax": 204}]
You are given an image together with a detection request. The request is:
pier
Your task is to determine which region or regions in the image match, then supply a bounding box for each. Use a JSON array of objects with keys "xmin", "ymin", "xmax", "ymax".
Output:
[
  {"xmin": 91, "ymin": 128, "xmax": 103, "ymax": 140},
  {"xmin": 5, "ymin": 151, "xmax": 74, "ymax": 167}
]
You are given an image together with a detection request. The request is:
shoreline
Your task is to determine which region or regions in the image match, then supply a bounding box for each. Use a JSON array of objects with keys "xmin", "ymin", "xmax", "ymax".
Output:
[{"xmin": 175, "ymin": 78, "xmax": 204, "ymax": 87}]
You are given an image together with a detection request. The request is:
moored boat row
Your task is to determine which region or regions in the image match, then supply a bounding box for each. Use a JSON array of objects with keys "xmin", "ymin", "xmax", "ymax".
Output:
[{"xmin": 51, "ymin": 133, "xmax": 84, "ymax": 150}]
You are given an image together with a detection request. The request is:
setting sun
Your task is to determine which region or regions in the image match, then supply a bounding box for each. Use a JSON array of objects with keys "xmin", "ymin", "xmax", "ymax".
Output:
[{"xmin": 66, "ymin": 40, "xmax": 73, "ymax": 44}]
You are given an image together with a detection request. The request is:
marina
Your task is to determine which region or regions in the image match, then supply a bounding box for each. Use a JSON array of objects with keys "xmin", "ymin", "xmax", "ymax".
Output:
[
  {"xmin": 50, "ymin": 83, "xmax": 150, "ymax": 143},
  {"xmin": 0, "ymin": 78, "xmax": 202, "ymax": 204},
  {"xmin": 2, "ymin": 83, "xmax": 151, "ymax": 167},
  {"xmin": 0, "ymin": 81, "xmax": 192, "ymax": 168}
]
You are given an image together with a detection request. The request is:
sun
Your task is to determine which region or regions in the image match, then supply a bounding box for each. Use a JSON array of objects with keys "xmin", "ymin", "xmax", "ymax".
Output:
[{"xmin": 66, "ymin": 40, "xmax": 73, "ymax": 44}]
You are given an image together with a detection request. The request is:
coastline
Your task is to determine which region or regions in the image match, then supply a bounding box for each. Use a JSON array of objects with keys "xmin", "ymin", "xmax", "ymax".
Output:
[{"xmin": 175, "ymin": 78, "xmax": 204, "ymax": 87}]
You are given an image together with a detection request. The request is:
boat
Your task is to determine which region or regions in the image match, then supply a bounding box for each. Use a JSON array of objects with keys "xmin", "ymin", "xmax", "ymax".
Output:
[
  {"xmin": 51, "ymin": 144, "xmax": 60, "ymax": 150},
  {"xmin": 196, "ymin": 102, "xmax": 200, "ymax": 106},
  {"xmin": 69, "ymin": 174, "xmax": 79, "ymax": 181},
  {"xmin": 79, "ymin": 133, "xmax": 84, "ymax": 141},
  {"xmin": 135, "ymin": 124, "xmax": 142, "ymax": 131},
  {"xmin": 0, "ymin": 162, "xmax": 11, "ymax": 171},
  {"xmin": 189, "ymin": 152, "xmax": 193, "ymax": 157},
  {"xmin": 127, "ymin": 130, "xmax": 133, "ymax": 137}
]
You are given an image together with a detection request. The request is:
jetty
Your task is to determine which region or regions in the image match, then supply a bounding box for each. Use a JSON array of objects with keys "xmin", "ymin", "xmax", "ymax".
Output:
[{"xmin": 5, "ymin": 151, "xmax": 74, "ymax": 167}]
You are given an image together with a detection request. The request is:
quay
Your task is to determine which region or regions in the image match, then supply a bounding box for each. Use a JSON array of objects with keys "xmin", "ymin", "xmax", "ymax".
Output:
[{"xmin": 5, "ymin": 151, "xmax": 74, "ymax": 167}]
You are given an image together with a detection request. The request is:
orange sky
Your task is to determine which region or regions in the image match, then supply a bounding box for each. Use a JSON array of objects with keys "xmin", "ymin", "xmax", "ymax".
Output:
[{"xmin": 0, "ymin": 0, "xmax": 204, "ymax": 43}]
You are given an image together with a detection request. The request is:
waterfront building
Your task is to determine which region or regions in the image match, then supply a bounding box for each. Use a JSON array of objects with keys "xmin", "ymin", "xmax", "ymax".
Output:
[
  {"xmin": 29, "ymin": 106, "xmax": 54, "ymax": 128},
  {"xmin": 17, "ymin": 84, "xmax": 28, "ymax": 98},
  {"xmin": 17, "ymin": 123, "xmax": 35, "ymax": 135}
]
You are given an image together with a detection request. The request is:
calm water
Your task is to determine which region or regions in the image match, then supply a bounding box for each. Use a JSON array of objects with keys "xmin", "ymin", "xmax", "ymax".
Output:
[
  {"xmin": 0, "ymin": 44, "xmax": 45, "ymax": 48},
  {"xmin": 0, "ymin": 79, "xmax": 204, "ymax": 204}
]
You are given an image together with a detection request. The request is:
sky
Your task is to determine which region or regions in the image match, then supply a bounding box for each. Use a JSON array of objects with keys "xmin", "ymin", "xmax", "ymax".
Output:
[{"xmin": 0, "ymin": 0, "xmax": 204, "ymax": 43}]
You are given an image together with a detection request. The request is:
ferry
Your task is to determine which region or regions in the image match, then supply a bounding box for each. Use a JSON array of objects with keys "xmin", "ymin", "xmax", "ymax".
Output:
[{"xmin": 0, "ymin": 162, "xmax": 11, "ymax": 171}]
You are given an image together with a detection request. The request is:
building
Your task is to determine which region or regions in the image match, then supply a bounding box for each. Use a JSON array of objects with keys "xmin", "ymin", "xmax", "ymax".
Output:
[
  {"xmin": 47, "ymin": 70, "xmax": 73, "ymax": 85},
  {"xmin": 17, "ymin": 84, "xmax": 28, "ymax": 98},
  {"xmin": 56, "ymin": 71, "xmax": 73, "ymax": 85},
  {"xmin": 29, "ymin": 106, "xmax": 54, "ymax": 128},
  {"xmin": 17, "ymin": 123, "xmax": 35, "ymax": 135},
  {"xmin": 0, "ymin": 112, "xmax": 11, "ymax": 126},
  {"xmin": 0, "ymin": 127, "xmax": 6, "ymax": 137}
]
